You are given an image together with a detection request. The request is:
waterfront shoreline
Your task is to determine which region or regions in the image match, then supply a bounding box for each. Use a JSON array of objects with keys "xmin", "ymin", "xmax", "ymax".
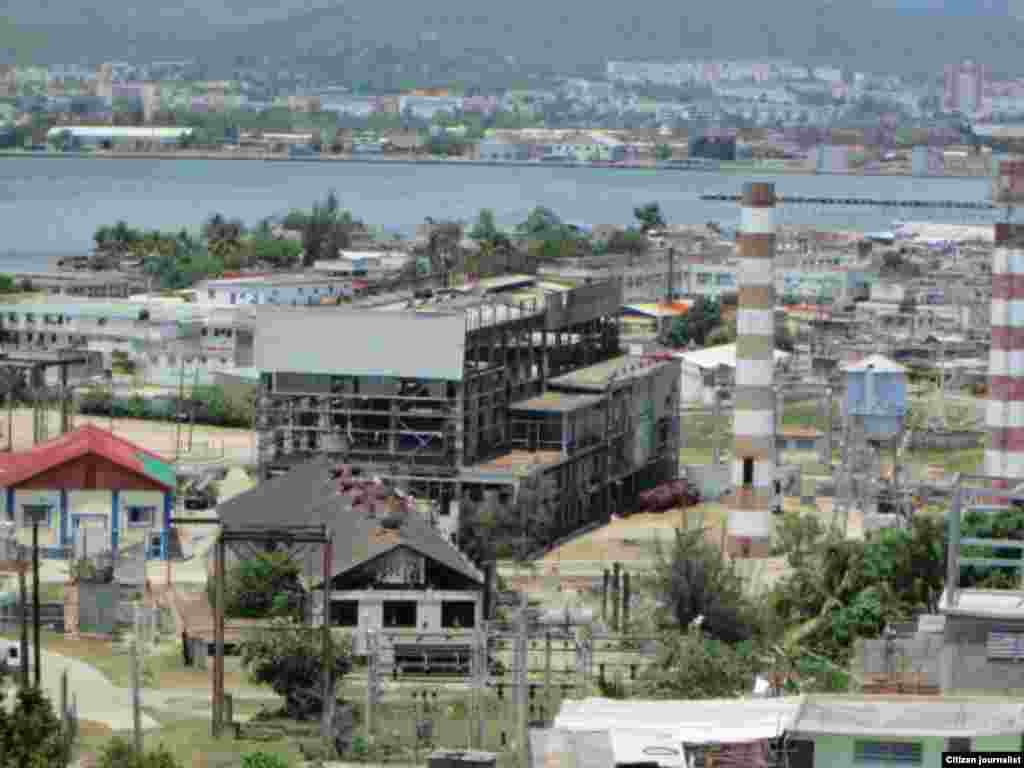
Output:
[{"xmin": 0, "ymin": 150, "xmax": 992, "ymax": 179}]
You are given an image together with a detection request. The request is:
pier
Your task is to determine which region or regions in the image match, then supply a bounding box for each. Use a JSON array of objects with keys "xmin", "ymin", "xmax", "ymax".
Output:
[{"xmin": 700, "ymin": 194, "xmax": 998, "ymax": 210}]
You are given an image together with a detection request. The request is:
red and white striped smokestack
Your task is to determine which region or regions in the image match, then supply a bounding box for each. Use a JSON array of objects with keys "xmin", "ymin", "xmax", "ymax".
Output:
[
  {"xmin": 727, "ymin": 182, "xmax": 776, "ymax": 559},
  {"xmin": 987, "ymin": 212, "xmax": 1024, "ymax": 491}
]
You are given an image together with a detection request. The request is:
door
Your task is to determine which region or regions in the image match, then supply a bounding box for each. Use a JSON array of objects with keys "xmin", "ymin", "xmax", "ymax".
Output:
[
  {"xmin": 72, "ymin": 515, "xmax": 108, "ymax": 559},
  {"xmin": 742, "ymin": 458, "xmax": 754, "ymax": 486}
]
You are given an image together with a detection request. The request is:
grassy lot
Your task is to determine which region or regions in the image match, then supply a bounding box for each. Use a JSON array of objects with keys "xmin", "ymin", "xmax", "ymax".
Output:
[
  {"xmin": 73, "ymin": 687, "xmax": 547, "ymax": 768},
  {"xmin": 74, "ymin": 712, "xmax": 304, "ymax": 768},
  {"xmin": 0, "ymin": 630, "xmax": 250, "ymax": 691}
]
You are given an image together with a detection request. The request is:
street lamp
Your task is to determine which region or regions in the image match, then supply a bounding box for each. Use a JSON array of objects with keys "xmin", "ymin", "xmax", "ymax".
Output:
[
  {"xmin": 22, "ymin": 504, "xmax": 50, "ymax": 688},
  {"xmin": 0, "ymin": 521, "xmax": 27, "ymax": 687}
]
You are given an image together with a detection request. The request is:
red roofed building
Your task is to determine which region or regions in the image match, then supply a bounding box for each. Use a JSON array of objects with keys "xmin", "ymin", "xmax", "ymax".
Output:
[{"xmin": 0, "ymin": 425, "xmax": 176, "ymax": 560}]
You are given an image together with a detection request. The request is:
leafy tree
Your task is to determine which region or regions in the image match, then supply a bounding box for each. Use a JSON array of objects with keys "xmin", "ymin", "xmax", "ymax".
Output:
[
  {"xmin": 654, "ymin": 144, "xmax": 673, "ymax": 162},
  {"xmin": 637, "ymin": 626, "xmax": 758, "ymax": 700},
  {"xmin": 667, "ymin": 297, "xmax": 722, "ymax": 347},
  {"xmin": 648, "ymin": 527, "xmax": 759, "ymax": 644},
  {"xmin": 223, "ymin": 550, "xmax": 306, "ymax": 620},
  {"xmin": 633, "ymin": 202, "xmax": 667, "ymax": 232},
  {"xmin": 769, "ymin": 515, "xmax": 946, "ymax": 661},
  {"xmin": 247, "ymin": 236, "xmax": 302, "ymax": 268},
  {"xmin": 95, "ymin": 736, "xmax": 182, "ymax": 768},
  {"xmin": 518, "ymin": 206, "xmax": 565, "ymax": 238},
  {"xmin": 773, "ymin": 511, "xmax": 825, "ymax": 568},
  {"xmin": 606, "ymin": 229, "xmax": 649, "ymax": 259},
  {"xmin": 0, "ymin": 274, "xmax": 15, "ymax": 293},
  {"xmin": 0, "ymin": 684, "xmax": 74, "ymax": 768},
  {"xmin": 241, "ymin": 621, "xmax": 353, "ymax": 719},
  {"xmin": 457, "ymin": 475, "xmax": 560, "ymax": 564},
  {"xmin": 706, "ymin": 316, "xmax": 738, "ymax": 347}
]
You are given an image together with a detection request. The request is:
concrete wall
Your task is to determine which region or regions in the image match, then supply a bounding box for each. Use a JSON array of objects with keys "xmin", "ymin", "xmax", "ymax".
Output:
[
  {"xmin": 330, "ymin": 589, "xmax": 482, "ymax": 653},
  {"xmin": 858, "ymin": 634, "xmax": 943, "ymax": 683},
  {"xmin": 804, "ymin": 734, "xmax": 1020, "ymax": 768},
  {"xmin": 942, "ymin": 614, "xmax": 1024, "ymax": 693},
  {"xmin": 907, "ymin": 430, "xmax": 984, "ymax": 451},
  {"xmin": 682, "ymin": 463, "xmax": 731, "ymax": 500}
]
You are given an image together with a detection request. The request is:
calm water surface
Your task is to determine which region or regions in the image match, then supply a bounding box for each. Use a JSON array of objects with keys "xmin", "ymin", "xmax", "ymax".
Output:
[{"xmin": 0, "ymin": 157, "xmax": 996, "ymax": 271}]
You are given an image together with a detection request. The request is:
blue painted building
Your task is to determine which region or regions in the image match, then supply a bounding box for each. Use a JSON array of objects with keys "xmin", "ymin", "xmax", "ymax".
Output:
[
  {"xmin": 0, "ymin": 425, "xmax": 176, "ymax": 560},
  {"xmin": 841, "ymin": 354, "xmax": 908, "ymax": 440}
]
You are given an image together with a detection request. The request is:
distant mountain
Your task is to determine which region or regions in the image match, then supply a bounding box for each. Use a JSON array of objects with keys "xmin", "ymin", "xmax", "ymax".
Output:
[{"xmin": 5, "ymin": 1, "xmax": 1024, "ymax": 83}]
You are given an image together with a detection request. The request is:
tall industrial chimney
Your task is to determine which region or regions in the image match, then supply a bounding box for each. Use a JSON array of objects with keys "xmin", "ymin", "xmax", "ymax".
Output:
[
  {"xmin": 988, "ymin": 161, "xmax": 1024, "ymax": 493},
  {"xmin": 727, "ymin": 182, "xmax": 777, "ymax": 558}
]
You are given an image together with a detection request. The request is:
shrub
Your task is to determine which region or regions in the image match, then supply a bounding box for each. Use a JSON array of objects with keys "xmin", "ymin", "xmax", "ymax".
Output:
[
  {"xmin": 96, "ymin": 737, "xmax": 182, "ymax": 768},
  {"xmin": 241, "ymin": 752, "xmax": 291, "ymax": 768}
]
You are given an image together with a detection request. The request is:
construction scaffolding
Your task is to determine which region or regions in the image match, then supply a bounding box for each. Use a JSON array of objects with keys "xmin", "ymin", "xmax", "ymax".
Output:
[{"xmin": 250, "ymin": 281, "xmax": 680, "ymax": 537}]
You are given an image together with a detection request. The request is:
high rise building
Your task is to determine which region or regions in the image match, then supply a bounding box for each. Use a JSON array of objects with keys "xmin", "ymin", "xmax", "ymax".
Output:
[
  {"xmin": 727, "ymin": 182, "xmax": 777, "ymax": 559},
  {"xmin": 944, "ymin": 59, "xmax": 986, "ymax": 114}
]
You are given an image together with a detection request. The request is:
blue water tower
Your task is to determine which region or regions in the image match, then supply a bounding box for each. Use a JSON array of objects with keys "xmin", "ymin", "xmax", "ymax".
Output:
[{"xmin": 842, "ymin": 354, "xmax": 907, "ymax": 441}]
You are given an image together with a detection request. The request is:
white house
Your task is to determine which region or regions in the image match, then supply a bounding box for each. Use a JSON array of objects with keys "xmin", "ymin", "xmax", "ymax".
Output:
[{"xmin": 677, "ymin": 343, "xmax": 792, "ymax": 405}]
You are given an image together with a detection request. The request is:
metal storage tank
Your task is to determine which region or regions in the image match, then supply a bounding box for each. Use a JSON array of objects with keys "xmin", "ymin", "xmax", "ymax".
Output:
[
  {"xmin": 842, "ymin": 354, "xmax": 907, "ymax": 441},
  {"xmin": 911, "ymin": 145, "xmax": 930, "ymax": 177}
]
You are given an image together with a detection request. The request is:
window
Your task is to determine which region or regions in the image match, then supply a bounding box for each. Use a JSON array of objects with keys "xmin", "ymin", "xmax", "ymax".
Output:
[
  {"xmin": 21, "ymin": 504, "xmax": 52, "ymax": 528},
  {"xmin": 853, "ymin": 741, "xmax": 922, "ymax": 765},
  {"xmin": 208, "ymin": 290, "xmax": 216, "ymax": 300},
  {"xmin": 382, "ymin": 601, "xmax": 417, "ymax": 628},
  {"xmin": 331, "ymin": 600, "xmax": 358, "ymax": 627},
  {"xmin": 441, "ymin": 601, "xmax": 476, "ymax": 629},
  {"xmin": 127, "ymin": 506, "xmax": 155, "ymax": 527},
  {"xmin": 987, "ymin": 631, "xmax": 1024, "ymax": 660}
]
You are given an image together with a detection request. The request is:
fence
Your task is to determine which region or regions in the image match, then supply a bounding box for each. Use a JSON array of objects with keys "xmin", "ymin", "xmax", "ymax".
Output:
[{"xmin": 0, "ymin": 601, "xmax": 64, "ymax": 631}]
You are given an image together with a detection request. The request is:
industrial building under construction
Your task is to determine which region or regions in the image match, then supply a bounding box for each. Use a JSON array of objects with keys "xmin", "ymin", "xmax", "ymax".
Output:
[{"xmin": 250, "ymin": 278, "xmax": 681, "ymax": 543}]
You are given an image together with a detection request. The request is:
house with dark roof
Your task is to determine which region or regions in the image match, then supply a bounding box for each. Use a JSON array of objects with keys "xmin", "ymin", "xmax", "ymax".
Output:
[
  {"xmin": 0, "ymin": 424, "xmax": 176, "ymax": 560},
  {"xmin": 216, "ymin": 459, "xmax": 485, "ymax": 669}
]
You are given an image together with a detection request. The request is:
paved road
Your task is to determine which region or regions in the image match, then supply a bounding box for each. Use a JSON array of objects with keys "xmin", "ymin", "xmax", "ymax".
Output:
[{"xmin": 20, "ymin": 651, "xmax": 160, "ymax": 731}]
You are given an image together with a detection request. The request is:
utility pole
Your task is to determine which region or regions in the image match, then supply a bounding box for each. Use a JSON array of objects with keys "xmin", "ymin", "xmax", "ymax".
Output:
[
  {"xmin": 132, "ymin": 607, "xmax": 143, "ymax": 756},
  {"xmin": 365, "ymin": 629, "xmax": 378, "ymax": 745},
  {"xmin": 321, "ymin": 534, "xmax": 334, "ymax": 760},
  {"xmin": 515, "ymin": 595, "xmax": 529, "ymax": 768},
  {"xmin": 32, "ymin": 517, "xmax": 40, "ymax": 688},
  {"xmin": 18, "ymin": 554, "xmax": 28, "ymax": 688},
  {"xmin": 187, "ymin": 362, "xmax": 200, "ymax": 454},
  {"xmin": 474, "ymin": 625, "xmax": 487, "ymax": 749},
  {"xmin": 174, "ymin": 358, "xmax": 186, "ymax": 463},
  {"xmin": 212, "ymin": 532, "xmax": 225, "ymax": 737}
]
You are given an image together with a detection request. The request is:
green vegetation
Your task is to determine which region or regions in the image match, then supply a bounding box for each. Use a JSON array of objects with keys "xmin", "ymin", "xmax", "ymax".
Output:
[
  {"xmin": 633, "ymin": 202, "xmax": 666, "ymax": 232},
  {"xmin": 0, "ymin": 668, "xmax": 75, "ymax": 767},
  {"xmin": 769, "ymin": 515, "xmax": 946, "ymax": 663},
  {"xmin": 240, "ymin": 622, "xmax": 353, "ymax": 718},
  {"xmin": 241, "ymin": 753, "xmax": 292, "ymax": 768},
  {"xmin": 667, "ymin": 297, "xmax": 726, "ymax": 348},
  {"xmin": 95, "ymin": 737, "xmax": 182, "ymax": 768},
  {"xmin": 77, "ymin": 384, "xmax": 254, "ymax": 429},
  {"xmin": 222, "ymin": 551, "xmax": 305, "ymax": 620}
]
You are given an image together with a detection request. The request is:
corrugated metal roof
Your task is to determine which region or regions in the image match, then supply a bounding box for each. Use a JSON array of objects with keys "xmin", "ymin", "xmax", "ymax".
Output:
[
  {"xmin": 217, "ymin": 458, "xmax": 483, "ymax": 586},
  {"xmin": 0, "ymin": 301, "xmax": 146, "ymax": 320},
  {"xmin": 678, "ymin": 343, "xmax": 791, "ymax": 370},
  {"xmin": 508, "ymin": 392, "xmax": 605, "ymax": 414},
  {"xmin": 253, "ymin": 307, "xmax": 466, "ymax": 381},
  {"xmin": 548, "ymin": 356, "xmax": 678, "ymax": 393}
]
